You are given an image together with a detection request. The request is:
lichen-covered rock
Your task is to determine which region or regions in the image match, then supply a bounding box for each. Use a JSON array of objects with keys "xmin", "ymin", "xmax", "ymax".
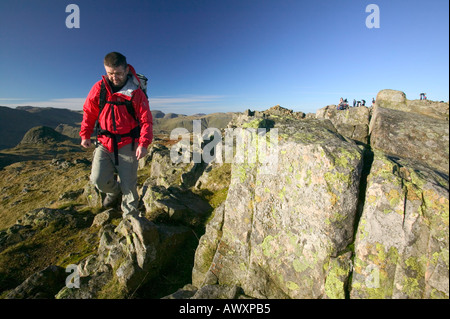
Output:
[
  {"xmin": 83, "ymin": 180, "xmax": 103, "ymax": 208},
  {"xmin": 55, "ymin": 216, "xmax": 192, "ymax": 298},
  {"xmin": 192, "ymin": 204, "xmax": 225, "ymax": 287},
  {"xmin": 316, "ymin": 105, "xmax": 371, "ymax": 144},
  {"xmin": 142, "ymin": 185, "xmax": 212, "ymax": 226},
  {"xmin": 144, "ymin": 143, "xmax": 206, "ymax": 189},
  {"xmin": 351, "ymin": 151, "xmax": 449, "ymax": 299},
  {"xmin": 193, "ymin": 117, "xmax": 364, "ymax": 298},
  {"xmin": 5, "ymin": 265, "xmax": 66, "ymax": 299},
  {"xmin": 323, "ymin": 252, "xmax": 353, "ymax": 299},
  {"xmin": 369, "ymin": 103, "xmax": 449, "ymax": 174},
  {"xmin": 375, "ymin": 89, "xmax": 407, "ymax": 111},
  {"xmin": 190, "ymin": 97, "xmax": 448, "ymax": 300},
  {"xmin": 375, "ymin": 89, "xmax": 449, "ymax": 120}
]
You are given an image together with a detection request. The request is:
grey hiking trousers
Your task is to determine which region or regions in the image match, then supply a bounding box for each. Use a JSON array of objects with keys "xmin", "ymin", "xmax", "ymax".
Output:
[{"xmin": 90, "ymin": 143, "xmax": 139, "ymax": 218}]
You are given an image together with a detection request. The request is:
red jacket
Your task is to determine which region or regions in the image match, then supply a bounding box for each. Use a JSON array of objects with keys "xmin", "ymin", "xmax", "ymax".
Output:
[{"xmin": 80, "ymin": 64, "xmax": 153, "ymax": 153}]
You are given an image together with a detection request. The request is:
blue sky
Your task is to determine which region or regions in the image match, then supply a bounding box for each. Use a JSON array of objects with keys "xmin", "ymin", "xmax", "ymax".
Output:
[{"xmin": 0, "ymin": 0, "xmax": 448, "ymax": 115}]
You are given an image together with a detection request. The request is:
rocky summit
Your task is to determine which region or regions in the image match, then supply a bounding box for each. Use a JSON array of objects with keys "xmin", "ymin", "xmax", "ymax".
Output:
[
  {"xmin": 0, "ymin": 89, "xmax": 448, "ymax": 299},
  {"xmin": 176, "ymin": 89, "xmax": 449, "ymax": 299}
]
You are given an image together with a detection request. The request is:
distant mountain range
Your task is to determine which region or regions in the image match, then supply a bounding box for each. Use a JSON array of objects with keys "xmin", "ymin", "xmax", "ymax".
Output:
[{"xmin": 0, "ymin": 106, "xmax": 234, "ymax": 150}]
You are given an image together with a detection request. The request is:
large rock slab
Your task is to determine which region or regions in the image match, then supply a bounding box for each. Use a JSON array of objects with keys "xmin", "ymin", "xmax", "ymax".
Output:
[
  {"xmin": 351, "ymin": 151, "xmax": 449, "ymax": 298},
  {"xmin": 316, "ymin": 105, "xmax": 371, "ymax": 144},
  {"xmin": 193, "ymin": 117, "xmax": 365, "ymax": 298},
  {"xmin": 369, "ymin": 104, "xmax": 449, "ymax": 174},
  {"xmin": 5, "ymin": 265, "xmax": 67, "ymax": 299},
  {"xmin": 375, "ymin": 89, "xmax": 449, "ymax": 120},
  {"xmin": 55, "ymin": 216, "xmax": 192, "ymax": 298}
]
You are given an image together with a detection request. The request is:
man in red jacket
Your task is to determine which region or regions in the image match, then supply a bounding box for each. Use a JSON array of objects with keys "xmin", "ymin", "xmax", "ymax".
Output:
[{"xmin": 80, "ymin": 52, "xmax": 153, "ymax": 218}]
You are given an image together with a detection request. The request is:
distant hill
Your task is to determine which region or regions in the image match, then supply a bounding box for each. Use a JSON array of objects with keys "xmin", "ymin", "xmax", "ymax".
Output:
[
  {"xmin": 19, "ymin": 126, "xmax": 71, "ymax": 145},
  {"xmin": 0, "ymin": 106, "xmax": 83, "ymax": 150}
]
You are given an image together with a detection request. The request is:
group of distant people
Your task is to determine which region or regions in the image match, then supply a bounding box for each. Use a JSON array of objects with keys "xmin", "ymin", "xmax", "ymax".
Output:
[
  {"xmin": 336, "ymin": 93, "xmax": 432, "ymax": 110},
  {"xmin": 337, "ymin": 97, "xmax": 375, "ymax": 110}
]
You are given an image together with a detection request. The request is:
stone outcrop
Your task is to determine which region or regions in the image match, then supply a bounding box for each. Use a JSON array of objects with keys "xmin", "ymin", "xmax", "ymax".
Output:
[
  {"xmin": 5, "ymin": 265, "xmax": 67, "ymax": 299},
  {"xmin": 375, "ymin": 89, "xmax": 449, "ymax": 120},
  {"xmin": 370, "ymin": 90, "xmax": 449, "ymax": 174},
  {"xmin": 55, "ymin": 215, "xmax": 192, "ymax": 299},
  {"xmin": 316, "ymin": 105, "xmax": 371, "ymax": 144},
  {"xmin": 351, "ymin": 151, "xmax": 449, "ymax": 298},
  {"xmin": 140, "ymin": 143, "xmax": 214, "ymax": 226},
  {"xmin": 191, "ymin": 114, "xmax": 365, "ymax": 298},
  {"xmin": 186, "ymin": 90, "xmax": 449, "ymax": 299}
]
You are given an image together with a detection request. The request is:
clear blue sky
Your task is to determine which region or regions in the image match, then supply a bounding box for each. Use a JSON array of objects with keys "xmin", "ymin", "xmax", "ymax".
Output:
[{"xmin": 0, "ymin": 0, "xmax": 448, "ymax": 115}]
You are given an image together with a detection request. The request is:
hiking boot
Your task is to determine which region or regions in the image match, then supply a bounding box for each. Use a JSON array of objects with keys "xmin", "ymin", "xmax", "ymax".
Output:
[{"xmin": 102, "ymin": 193, "xmax": 121, "ymax": 209}]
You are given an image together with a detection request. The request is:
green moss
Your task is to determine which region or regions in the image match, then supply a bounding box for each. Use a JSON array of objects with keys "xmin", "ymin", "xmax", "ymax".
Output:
[
  {"xmin": 357, "ymin": 218, "xmax": 368, "ymax": 240},
  {"xmin": 242, "ymin": 118, "xmax": 275, "ymax": 130},
  {"xmin": 324, "ymin": 259, "xmax": 350, "ymax": 299},
  {"xmin": 324, "ymin": 171, "xmax": 352, "ymax": 193},
  {"xmin": 286, "ymin": 281, "xmax": 300, "ymax": 291},
  {"xmin": 261, "ymin": 235, "xmax": 277, "ymax": 258},
  {"xmin": 293, "ymin": 259, "xmax": 310, "ymax": 273},
  {"xmin": 352, "ymin": 243, "xmax": 401, "ymax": 298},
  {"xmin": 386, "ymin": 189, "xmax": 401, "ymax": 208},
  {"xmin": 402, "ymin": 256, "xmax": 427, "ymax": 298},
  {"xmin": 0, "ymin": 211, "xmax": 97, "ymax": 295},
  {"xmin": 96, "ymin": 276, "xmax": 128, "ymax": 299},
  {"xmin": 278, "ymin": 186, "xmax": 286, "ymax": 200}
]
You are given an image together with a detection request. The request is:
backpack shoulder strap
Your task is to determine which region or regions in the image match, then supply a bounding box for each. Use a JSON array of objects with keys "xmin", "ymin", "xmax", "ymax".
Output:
[
  {"xmin": 124, "ymin": 100, "xmax": 138, "ymax": 124},
  {"xmin": 99, "ymin": 81, "xmax": 107, "ymax": 113}
]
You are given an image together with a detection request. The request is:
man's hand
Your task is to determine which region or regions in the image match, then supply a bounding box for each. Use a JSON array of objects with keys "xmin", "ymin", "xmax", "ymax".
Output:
[
  {"xmin": 136, "ymin": 145, "xmax": 148, "ymax": 160},
  {"xmin": 81, "ymin": 139, "xmax": 92, "ymax": 148}
]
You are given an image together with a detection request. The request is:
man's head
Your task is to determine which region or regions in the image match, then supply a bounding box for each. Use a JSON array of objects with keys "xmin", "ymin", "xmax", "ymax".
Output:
[{"xmin": 104, "ymin": 52, "xmax": 129, "ymax": 88}]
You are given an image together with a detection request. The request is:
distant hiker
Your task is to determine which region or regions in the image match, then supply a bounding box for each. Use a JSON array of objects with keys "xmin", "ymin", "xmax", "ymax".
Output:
[
  {"xmin": 420, "ymin": 93, "xmax": 427, "ymax": 100},
  {"xmin": 80, "ymin": 52, "xmax": 153, "ymax": 219},
  {"xmin": 361, "ymin": 99, "xmax": 366, "ymax": 106},
  {"xmin": 372, "ymin": 98, "xmax": 375, "ymax": 106},
  {"xmin": 353, "ymin": 99, "xmax": 356, "ymax": 107},
  {"xmin": 337, "ymin": 98, "xmax": 349, "ymax": 110}
]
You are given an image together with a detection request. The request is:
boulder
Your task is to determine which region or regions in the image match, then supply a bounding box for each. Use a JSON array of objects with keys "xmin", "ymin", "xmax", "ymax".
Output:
[
  {"xmin": 351, "ymin": 151, "xmax": 449, "ymax": 298},
  {"xmin": 83, "ymin": 180, "xmax": 103, "ymax": 208},
  {"xmin": 263, "ymin": 105, "xmax": 305, "ymax": 120},
  {"xmin": 316, "ymin": 105, "xmax": 371, "ymax": 144},
  {"xmin": 375, "ymin": 89, "xmax": 408, "ymax": 111},
  {"xmin": 189, "ymin": 97, "xmax": 449, "ymax": 300},
  {"xmin": 142, "ymin": 185, "xmax": 212, "ymax": 226},
  {"xmin": 370, "ymin": 92, "xmax": 449, "ymax": 174},
  {"xmin": 375, "ymin": 89, "xmax": 449, "ymax": 120},
  {"xmin": 5, "ymin": 265, "xmax": 67, "ymax": 299},
  {"xmin": 56, "ymin": 216, "xmax": 192, "ymax": 298},
  {"xmin": 91, "ymin": 208, "xmax": 121, "ymax": 227},
  {"xmin": 192, "ymin": 204, "xmax": 226, "ymax": 286},
  {"xmin": 144, "ymin": 143, "xmax": 205, "ymax": 189},
  {"xmin": 193, "ymin": 116, "xmax": 365, "ymax": 298}
]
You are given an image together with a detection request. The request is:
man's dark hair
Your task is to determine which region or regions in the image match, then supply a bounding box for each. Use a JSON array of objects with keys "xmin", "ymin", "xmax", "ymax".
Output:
[{"xmin": 104, "ymin": 52, "xmax": 128, "ymax": 68}]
